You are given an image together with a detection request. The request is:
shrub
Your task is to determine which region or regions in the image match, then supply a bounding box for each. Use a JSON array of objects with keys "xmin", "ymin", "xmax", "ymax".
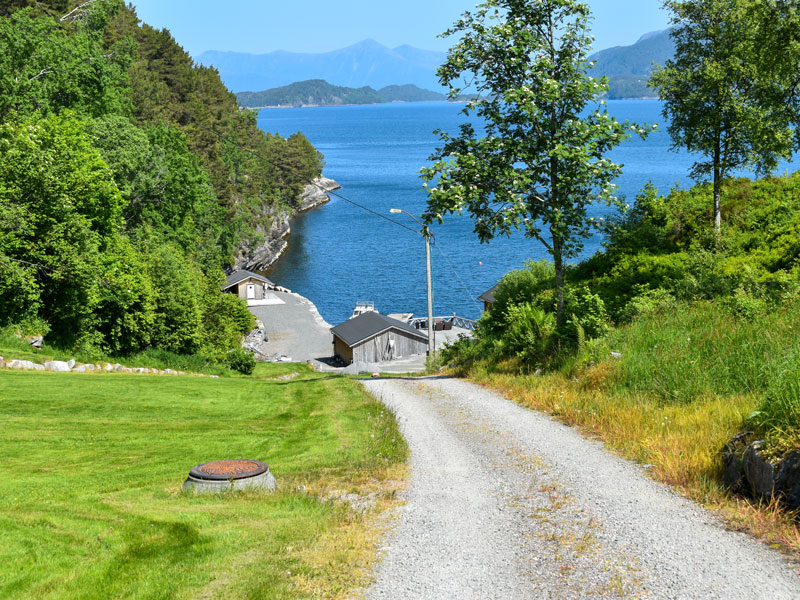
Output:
[
  {"xmin": 226, "ymin": 348, "xmax": 256, "ymax": 375},
  {"xmin": 503, "ymin": 302, "xmax": 556, "ymax": 364},
  {"xmin": 481, "ymin": 259, "xmax": 554, "ymax": 339},
  {"xmin": 619, "ymin": 285, "xmax": 677, "ymax": 323},
  {"xmin": 563, "ymin": 285, "xmax": 610, "ymax": 339}
]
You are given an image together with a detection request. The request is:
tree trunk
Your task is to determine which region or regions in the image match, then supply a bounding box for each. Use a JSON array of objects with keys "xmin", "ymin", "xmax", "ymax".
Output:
[
  {"xmin": 553, "ymin": 233, "xmax": 565, "ymax": 326},
  {"xmin": 713, "ymin": 137, "xmax": 722, "ymax": 240}
]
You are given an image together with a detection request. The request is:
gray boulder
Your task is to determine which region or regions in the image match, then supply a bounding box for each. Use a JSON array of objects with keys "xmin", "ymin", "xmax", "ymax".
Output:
[
  {"xmin": 73, "ymin": 365, "xmax": 87, "ymax": 373},
  {"xmin": 743, "ymin": 441, "xmax": 775, "ymax": 498},
  {"xmin": 25, "ymin": 335, "xmax": 43, "ymax": 349},
  {"xmin": 8, "ymin": 359, "xmax": 36, "ymax": 370},
  {"xmin": 775, "ymin": 451, "xmax": 800, "ymax": 512},
  {"xmin": 44, "ymin": 361, "xmax": 71, "ymax": 373},
  {"xmin": 67, "ymin": 359, "xmax": 76, "ymax": 369}
]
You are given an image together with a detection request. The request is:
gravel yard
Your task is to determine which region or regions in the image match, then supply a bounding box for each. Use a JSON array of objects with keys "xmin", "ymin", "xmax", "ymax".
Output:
[{"xmin": 362, "ymin": 377, "xmax": 800, "ymax": 599}]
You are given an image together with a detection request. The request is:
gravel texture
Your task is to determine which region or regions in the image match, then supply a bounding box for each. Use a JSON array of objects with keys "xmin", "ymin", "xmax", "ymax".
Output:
[{"xmin": 362, "ymin": 376, "xmax": 800, "ymax": 599}]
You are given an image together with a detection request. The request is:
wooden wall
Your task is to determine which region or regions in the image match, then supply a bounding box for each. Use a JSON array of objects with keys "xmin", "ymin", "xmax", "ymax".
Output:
[{"xmin": 349, "ymin": 330, "xmax": 426, "ymax": 364}]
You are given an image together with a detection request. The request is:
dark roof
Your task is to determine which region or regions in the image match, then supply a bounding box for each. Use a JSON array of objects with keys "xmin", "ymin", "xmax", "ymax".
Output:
[
  {"xmin": 222, "ymin": 270, "xmax": 274, "ymax": 290},
  {"xmin": 478, "ymin": 283, "xmax": 499, "ymax": 304},
  {"xmin": 331, "ymin": 311, "xmax": 428, "ymax": 347}
]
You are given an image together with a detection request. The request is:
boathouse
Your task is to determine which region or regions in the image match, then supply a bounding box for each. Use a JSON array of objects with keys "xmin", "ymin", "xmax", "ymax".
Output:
[
  {"xmin": 478, "ymin": 283, "xmax": 499, "ymax": 311},
  {"xmin": 222, "ymin": 270, "xmax": 282, "ymax": 306},
  {"xmin": 331, "ymin": 312, "xmax": 428, "ymax": 365}
]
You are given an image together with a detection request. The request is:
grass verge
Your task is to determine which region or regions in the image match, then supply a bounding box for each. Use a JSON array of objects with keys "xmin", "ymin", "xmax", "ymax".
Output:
[{"xmin": 0, "ymin": 363, "xmax": 407, "ymax": 599}]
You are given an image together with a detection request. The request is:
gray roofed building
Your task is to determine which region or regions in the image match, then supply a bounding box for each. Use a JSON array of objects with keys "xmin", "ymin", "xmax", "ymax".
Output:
[
  {"xmin": 331, "ymin": 312, "xmax": 428, "ymax": 365},
  {"xmin": 222, "ymin": 270, "xmax": 281, "ymax": 307},
  {"xmin": 478, "ymin": 283, "xmax": 499, "ymax": 311},
  {"xmin": 222, "ymin": 270, "xmax": 274, "ymax": 291}
]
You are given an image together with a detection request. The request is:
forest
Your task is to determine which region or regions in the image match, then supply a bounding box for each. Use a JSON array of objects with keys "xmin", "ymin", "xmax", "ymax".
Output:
[{"xmin": 0, "ymin": 0, "xmax": 323, "ymax": 362}]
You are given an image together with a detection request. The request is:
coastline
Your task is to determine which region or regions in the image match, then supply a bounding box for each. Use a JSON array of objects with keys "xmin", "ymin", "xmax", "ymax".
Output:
[
  {"xmin": 244, "ymin": 100, "xmax": 469, "ymax": 110},
  {"xmin": 245, "ymin": 97, "xmax": 658, "ymax": 110},
  {"xmin": 232, "ymin": 176, "xmax": 339, "ymax": 273}
]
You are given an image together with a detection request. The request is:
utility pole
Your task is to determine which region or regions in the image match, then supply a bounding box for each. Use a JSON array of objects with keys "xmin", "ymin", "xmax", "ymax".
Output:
[
  {"xmin": 423, "ymin": 225, "xmax": 434, "ymax": 357},
  {"xmin": 390, "ymin": 208, "xmax": 435, "ymax": 357}
]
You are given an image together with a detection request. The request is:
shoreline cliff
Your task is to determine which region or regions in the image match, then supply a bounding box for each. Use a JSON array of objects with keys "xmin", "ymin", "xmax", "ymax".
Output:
[{"xmin": 232, "ymin": 176, "xmax": 340, "ymax": 272}]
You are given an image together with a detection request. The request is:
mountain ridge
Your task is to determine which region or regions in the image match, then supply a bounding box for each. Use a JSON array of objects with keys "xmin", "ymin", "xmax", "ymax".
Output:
[{"xmin": 200, "ymin": 31, "xmax": 676, "ymax": 101}]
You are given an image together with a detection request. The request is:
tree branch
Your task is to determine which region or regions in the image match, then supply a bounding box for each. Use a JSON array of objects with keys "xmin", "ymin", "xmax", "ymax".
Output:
[
  {"xmin": 29, "ymin": 67, "xmax": 54, "ymax": 82},
  {"xmin": 60, "ymin": 0, "xmax": 102, "ymax": 24}
]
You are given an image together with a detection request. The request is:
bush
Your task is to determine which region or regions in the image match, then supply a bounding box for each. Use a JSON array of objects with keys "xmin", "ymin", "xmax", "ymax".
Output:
[
  {"xmin": 619, "ymin": 285, "xmax": 677, "ymax": 323},
  {"xmin": 563, "ymin": 285, "xmax": 610, "ymax": 339},
  {"xmin": 503, "ymin": 302, "xmax": 556, "ymax": 364},
  {"xmin": 226, "ymin": 348, "xmax": 256, "ymax": 375},
  {"xmin": 481, "ymin": 260, "xmax": 554, "ymax": 339}
]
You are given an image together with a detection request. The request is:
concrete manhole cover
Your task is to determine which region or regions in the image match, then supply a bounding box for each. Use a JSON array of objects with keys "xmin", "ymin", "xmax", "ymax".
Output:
[{"xmin": 183, "ymin": 459, "xmax": 277, "ymax": 493}]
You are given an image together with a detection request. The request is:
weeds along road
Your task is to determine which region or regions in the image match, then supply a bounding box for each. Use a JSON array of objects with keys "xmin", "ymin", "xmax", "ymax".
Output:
[{"xmin": 361, "ymin": 377, "xmax": 800, "ymax": 600}]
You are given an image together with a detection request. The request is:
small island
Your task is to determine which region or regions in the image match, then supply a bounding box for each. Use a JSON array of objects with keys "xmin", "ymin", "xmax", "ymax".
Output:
[{"xmin": 236, "ymin": 79, "xmax": 472, "ymax": 109}]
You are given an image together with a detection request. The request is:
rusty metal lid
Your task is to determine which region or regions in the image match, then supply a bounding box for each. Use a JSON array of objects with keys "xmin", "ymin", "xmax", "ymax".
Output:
[{"xmin": 188, "ymin": 459, "xmax": 268, "ymax": 481}]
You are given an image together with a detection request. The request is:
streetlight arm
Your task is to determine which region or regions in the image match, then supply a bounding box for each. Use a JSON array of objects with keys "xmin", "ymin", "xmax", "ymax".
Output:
[{"xmin": 390, "ymin": 208, "xmax": 425, "ymax": 231}]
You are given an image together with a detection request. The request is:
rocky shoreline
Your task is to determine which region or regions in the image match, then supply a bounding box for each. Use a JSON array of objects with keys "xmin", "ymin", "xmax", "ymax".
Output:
[{"xmin": 232, "ymin": 176, "xmax": 340, "ymax": 273}]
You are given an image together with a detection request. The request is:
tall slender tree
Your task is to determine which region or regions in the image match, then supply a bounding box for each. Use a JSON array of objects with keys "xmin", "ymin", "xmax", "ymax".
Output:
[
  {"xmin": 422, "ymin": 0, "xmax": 649, "ymax": 323},
  {"xmin": 650, "ymin": 0, "xmax": 800, "ymax": 238}
]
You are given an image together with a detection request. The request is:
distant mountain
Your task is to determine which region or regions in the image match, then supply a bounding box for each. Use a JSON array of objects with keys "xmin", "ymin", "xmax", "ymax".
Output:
[
  {"xmin": 202, "ymin": 31, "xmax": 675, "ymax": 102},
  {"xmin": 198, "ymin": 40, "xmax": 447, "ymax": 94},
  {"xmin": 236, "ymin": 80, "xmax": 446, "ymax": 108},
  {"xmin": 589, "ymin": 29, "xmax": 675, "ymax": 99}
]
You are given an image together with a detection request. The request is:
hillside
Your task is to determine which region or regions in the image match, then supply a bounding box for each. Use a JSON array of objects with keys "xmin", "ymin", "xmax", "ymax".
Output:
[
  {"xmin": 237, "ymin": 80, "xmax": 446, "ymax": 108},
  {"xmin": 198, "ymin": 39, "xmax": 447, "ymax": 94},
  {"xmin": 0, "ymin": 1, "xmax": 322, "ymax": 360},
  {"xmin": 379, "ymin": 84, "xmax": 446, "ymax": 102},
  {"xmin": 202, "ymin": 33, "xmax": 675, "ymax": 101},
  {"xmin": 237, "ymin": 80, "xmax": 385, "ymax": 108},
  {"xmin": 589, "ymin": 29, "xmax": 675, "ymax": 98}
]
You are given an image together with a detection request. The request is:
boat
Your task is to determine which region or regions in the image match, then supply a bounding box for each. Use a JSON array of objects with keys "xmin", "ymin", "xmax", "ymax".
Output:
[{"xmin": 350, "ymin": 300, "xmax": 377, "ymax": 319}]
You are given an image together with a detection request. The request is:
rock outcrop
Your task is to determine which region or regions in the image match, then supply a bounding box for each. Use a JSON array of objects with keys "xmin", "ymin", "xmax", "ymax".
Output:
[
  {"xmin": 722, "ymin": 432, "xmax": 800, "ymax": 511},
  {"xmin": 232, "ymin": 176, "xmax": 340, "ymax": 272},
  {"xmin": 297, "ymin": 176, "xmax": 341, "ymax": 212},
  {"xmin": 233, "ymin": 211, "xmax": 291, "ymax": 273}
]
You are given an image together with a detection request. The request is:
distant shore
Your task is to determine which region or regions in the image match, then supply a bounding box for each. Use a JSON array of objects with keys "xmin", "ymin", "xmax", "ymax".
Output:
[
  {"xmin": 245, "ymin": 99, "xmax": 469, "ymax": 110},
  {"xmin": 244, "ymin": 97, "xmax": 658, "ymax": 110}
]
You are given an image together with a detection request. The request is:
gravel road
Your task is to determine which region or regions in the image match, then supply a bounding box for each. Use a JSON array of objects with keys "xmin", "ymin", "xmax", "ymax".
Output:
[{"xmin": 361, "ymin": 376, "xmax": 800, "ymax": 599}]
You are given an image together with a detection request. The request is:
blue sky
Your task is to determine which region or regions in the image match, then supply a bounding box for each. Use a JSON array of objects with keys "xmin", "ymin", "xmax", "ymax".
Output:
[{"xmin": 129, "ymin": 1, "xmax": 669, "ymax": 57}]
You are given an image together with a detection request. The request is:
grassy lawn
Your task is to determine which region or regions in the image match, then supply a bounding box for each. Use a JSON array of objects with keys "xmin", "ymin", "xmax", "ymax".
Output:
[{"xmin": 0, "ymin": 363, "xmax": 406, "ymax": 599}]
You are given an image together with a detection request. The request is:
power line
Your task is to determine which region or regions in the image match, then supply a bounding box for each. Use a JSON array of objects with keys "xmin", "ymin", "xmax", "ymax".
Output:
[
  {"xmin": 305, "ymin": 180, "xmax": 419, "ymax": 234},
  {"xmin": 9, "ymin": 7, "xmax": 425, "ymax": 238},
  {"xmin": 432, "ymin": 241, "xmax": 484, "ymax": 309}
]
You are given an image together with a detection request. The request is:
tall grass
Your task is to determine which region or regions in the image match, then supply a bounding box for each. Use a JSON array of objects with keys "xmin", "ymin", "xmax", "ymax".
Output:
[
  {"xmin": 601, "ymin": 301, "xmax": 800, "ymax": 404},
  {"xmin": 592, "ymin": 300, "xmax": 800, "ymax": 454},
  {"xmin": 457, "ymin": 299, "xmax": 800, "ymax": 555},
  {"xmin": 0, "ymin": 329, "xmax": 230, "ymax": 375}
]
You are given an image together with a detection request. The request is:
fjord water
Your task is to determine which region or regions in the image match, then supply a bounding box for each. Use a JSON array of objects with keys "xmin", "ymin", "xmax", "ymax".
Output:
[{"xmin": 257, "ymin": 101, "xmax": 779, "ymax": 324}]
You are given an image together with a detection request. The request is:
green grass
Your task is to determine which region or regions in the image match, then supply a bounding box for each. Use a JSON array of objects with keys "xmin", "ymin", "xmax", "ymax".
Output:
[
  {"xmin": 0, "ymin": 364, "xmax": 407, "ymax": 599},
  {"xmin": 0, "ymin": 332, "xmax": 232, "ymax": 376},
  {"xmin": 591, "ymin": 300, "xmax": 800, "ymax": 455}
]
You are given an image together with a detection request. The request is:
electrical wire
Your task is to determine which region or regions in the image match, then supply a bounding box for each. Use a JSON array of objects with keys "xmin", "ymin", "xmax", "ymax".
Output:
[{"xmin": 432, "ymin": 241, "xmax": 484, "ymax": 309}]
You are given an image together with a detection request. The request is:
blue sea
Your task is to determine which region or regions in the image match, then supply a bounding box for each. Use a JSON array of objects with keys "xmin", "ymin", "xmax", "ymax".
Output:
[{"xmin": 258, "ymin": 100, "xmax": 795, "ymax": 325}]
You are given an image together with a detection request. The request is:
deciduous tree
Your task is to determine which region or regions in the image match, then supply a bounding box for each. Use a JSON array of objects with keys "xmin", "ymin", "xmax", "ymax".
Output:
[
  {"xmin": 422, "ymin": 0, "xmax": 649, "ymax": 322},
  {"xmin": 650, "ymin": 0, "xmax": 800, "ymax": 238}
]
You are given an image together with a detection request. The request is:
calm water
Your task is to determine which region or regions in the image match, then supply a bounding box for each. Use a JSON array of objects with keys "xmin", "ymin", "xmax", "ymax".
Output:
[{"xmin": 259, "ymin": 100, "xmax": 792, "ymax": 324}]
